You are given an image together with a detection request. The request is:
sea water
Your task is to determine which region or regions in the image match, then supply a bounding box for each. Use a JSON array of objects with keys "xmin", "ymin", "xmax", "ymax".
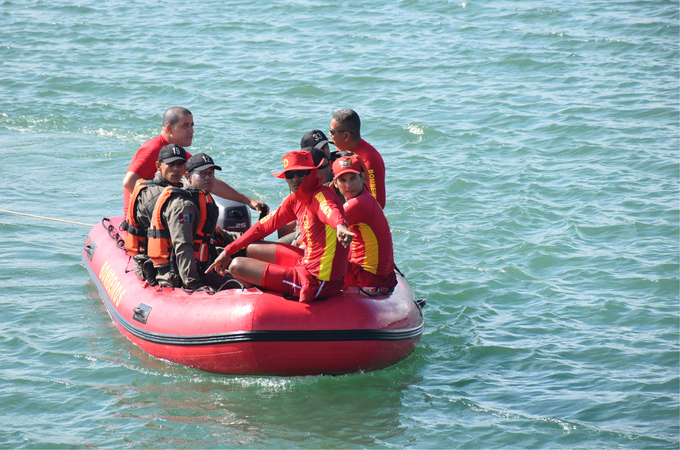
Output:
[{"xmin": 1, "ymin": 0, "xmax": 678, "ymax": 448}]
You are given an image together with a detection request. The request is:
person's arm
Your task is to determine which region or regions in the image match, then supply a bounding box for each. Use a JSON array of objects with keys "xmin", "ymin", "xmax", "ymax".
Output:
[
  {"xmin": 123, "ymin": 171, "xmax": 142, "ymax": 194},
  {"xmin": 313, "ymin": 187, "xmax": 355, "ymax": 248},
  {"xmin": 277, "ymin": 220, "xmax": 297, "ymax": 239},
  {"xmin": 207, "ymin": 196, "xmax": 296, "ymax": 275},
  {"xmin": 225, "ymin": 199, "xmax": 295, "ymax": 255},
  {"xmin": 165, "ymin": 197, "xmax": 203, "ymax": 288},
  {"xmin": 364, "ymin": 157, "xmax": 386, "ymax": 209},
  {"xmin": 212, "ymin": 178, "xmax": 269, "ymax": 217},
  {"xmin": 342, "ymin": 196, "xmax": 362, "ymax": 227},
  {"xmin": 373, "ymin": 159, "xmax": 386, "ymax": 209},
  {"xmin": 124, "ymin": 140, "xmax": 159, "ymax": 192}
]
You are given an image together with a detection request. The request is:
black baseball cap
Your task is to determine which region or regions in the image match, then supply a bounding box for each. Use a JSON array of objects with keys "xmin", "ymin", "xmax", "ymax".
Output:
[
  {"xmin": 305, "ymin": 147, "xmax": 329, "ymax": 168},
  {"xmin": 158, "ymin": 144, "xmax": 187, "ymax": 163},
  {"xmin": 186, "ymin": 152, "xmax": 222, "ymax": 173},
  {"xmin": 300, "ymin": 130, "xmax": 330, "ymax": 150}
]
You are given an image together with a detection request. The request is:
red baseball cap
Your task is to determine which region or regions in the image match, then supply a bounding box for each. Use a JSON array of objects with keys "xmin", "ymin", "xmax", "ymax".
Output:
[
  {"xmin": 332, "ymin": 155, "xmax": 363, "ymax": 180},
  {"xmin": 272, "ymin": 150, "xmax": 323, "ymax": 179}
]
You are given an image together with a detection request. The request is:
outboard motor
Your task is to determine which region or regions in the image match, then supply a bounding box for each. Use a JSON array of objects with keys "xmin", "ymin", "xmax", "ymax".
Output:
[{"xmin": 213, "ymin": 196, "xmax": 251, "ymax": 233}]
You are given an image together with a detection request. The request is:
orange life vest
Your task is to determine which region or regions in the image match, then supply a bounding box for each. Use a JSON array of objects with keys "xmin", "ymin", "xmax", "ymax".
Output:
[
  {"xmin": 146, "ymin": 186, "xmax": 218, "ymax": 267},
  {"xmin": 120, "ymin": 178, "xmax": 166, "ymax": 256}
]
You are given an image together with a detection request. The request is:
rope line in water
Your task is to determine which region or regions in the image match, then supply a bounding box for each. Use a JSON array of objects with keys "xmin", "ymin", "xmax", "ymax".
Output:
[{"xmin": 0, "ymin": 209, "xmax": 94, "ymax": 227}]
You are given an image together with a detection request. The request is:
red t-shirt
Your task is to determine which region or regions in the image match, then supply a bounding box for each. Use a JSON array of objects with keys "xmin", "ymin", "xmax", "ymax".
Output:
[
  {"xmin": 344, "ymin": 188, "xmax": 395, "ymax": 277},
  {"xmin": 353, "ymin": 139, "xmax": 386, "ymax": 209},
  {"xmin": 123, "ymin": 135, "xmax": 192, "ymax": 213},
  {"xmin": 225, "ymin": 175, "xmax": 349, "ymax": 282}
]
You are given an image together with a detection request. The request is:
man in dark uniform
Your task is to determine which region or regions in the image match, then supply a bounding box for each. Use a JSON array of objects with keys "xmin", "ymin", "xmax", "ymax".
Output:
[
  {"xmin": 180, "ymin": 152, "xmax": 240, "ymax": 291},
  {"xmin": 123, "ymin": 143, "xmax": 187, "ymax": 283}
]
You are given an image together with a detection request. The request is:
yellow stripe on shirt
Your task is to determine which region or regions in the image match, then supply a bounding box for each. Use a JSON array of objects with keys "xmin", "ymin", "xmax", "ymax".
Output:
[
  {"xmin": 317, "ymin": 224, "xmax": 337, "ymax": 281},
  {"xmin": 356, "ymin": 222, "xmax": 379, "ymax": 274}
]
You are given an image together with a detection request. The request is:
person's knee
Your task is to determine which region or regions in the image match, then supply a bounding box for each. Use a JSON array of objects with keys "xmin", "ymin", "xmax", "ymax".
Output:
[
  {"xmin": 230, "ymin": 257, "xmax": 245, "ymax": 276},
  {"xmin": 244, "ymin": 245, "xmax": 255, "ymax": 258},
  {"xmin": 245, "ymin": 242, "xmax": 277, "ymax": 263}
]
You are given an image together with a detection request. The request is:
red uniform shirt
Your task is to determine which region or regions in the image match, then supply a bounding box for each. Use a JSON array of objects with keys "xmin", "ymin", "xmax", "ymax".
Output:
[
  {"xmin": 123, "ymin": 135, "xmax": 192, "ymax": 213},
  {"xmin": 353, "ymin": 139, "xmax": 386, "ymax": 209},
  {"xmin": 344, "ymin": 188, "xmax": 395, "ymax": 277},
  {"xmin": 225, "ymin": 176, "xmax": 349, "ymax": 282}
]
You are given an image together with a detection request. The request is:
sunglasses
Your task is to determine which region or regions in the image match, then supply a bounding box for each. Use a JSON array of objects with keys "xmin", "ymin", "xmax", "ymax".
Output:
[
  {"xmin": 284, "ymin": 170, "xmax": 310, "ymax": 179},
  {"xmin": 329, "ymin": 128, "xmax": 348, "ymax": 136}
]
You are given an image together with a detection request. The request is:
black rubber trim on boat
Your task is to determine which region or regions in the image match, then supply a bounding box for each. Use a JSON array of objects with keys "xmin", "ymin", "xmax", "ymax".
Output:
[{"xmin": 84, "ymin": 255, "xmax": 424, "ymax": 346}]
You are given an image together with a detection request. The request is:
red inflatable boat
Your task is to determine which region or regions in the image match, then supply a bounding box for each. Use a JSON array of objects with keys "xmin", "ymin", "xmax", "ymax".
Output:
[{"xmin": 82, "ymin": 217, "xmax": 424, "ymax": 376}]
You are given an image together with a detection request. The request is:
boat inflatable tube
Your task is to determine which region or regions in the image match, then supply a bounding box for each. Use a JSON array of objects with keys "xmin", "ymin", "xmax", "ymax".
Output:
[{"xmin": 82, "ymin": 215, "xmax": 424, "ymax": 376}]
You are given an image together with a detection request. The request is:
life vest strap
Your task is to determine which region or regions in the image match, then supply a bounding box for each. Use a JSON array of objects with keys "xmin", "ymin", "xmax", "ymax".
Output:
[
  {"xmin": 147, "ymin": 228, "xmax": 171, "ymax": 239},
  {"xmin": 120, "ymin": 222, "xmax": 146, "ymax": 237}
]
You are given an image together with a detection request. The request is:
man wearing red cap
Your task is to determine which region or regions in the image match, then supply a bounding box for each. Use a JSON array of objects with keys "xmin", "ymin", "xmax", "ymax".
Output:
[
  {"xmin": 122, "ymin": 106, "xmax": 268, "ymax": 216},
  {"xmin": 207, "ymin": 151, "xmax": 355, "ymax": 303},
  {"xmin": 333, "ymin": 155, "xmax": 397, "ymax": 290},
  {"xmin": 329, "ymin": 109, "xmax": 386, "ymax": 209}
]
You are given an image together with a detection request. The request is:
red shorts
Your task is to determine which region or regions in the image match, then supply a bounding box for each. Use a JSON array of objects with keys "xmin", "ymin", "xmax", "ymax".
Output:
[
  {"xmin": 262, "ymin": 244, "xmax": 344, "ymax": 302},
  {"xmin": 274, "ymin": 242, "xmax": 303, "ymax": 266},
  {"xmin": 344, "ymin": 262, "xmax": 397, "ymax": 289}
]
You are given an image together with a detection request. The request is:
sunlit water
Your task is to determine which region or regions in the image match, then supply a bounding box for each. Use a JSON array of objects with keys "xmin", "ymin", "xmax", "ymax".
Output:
[{"xmin": 1, "ymin": 1, "xmax": 678, "ymax": 448}]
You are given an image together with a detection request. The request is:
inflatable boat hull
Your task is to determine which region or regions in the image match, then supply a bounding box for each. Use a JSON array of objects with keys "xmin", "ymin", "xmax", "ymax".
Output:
[{"xmin": 82, "ymin": 218, "xmax": 424, "ymax": 376}]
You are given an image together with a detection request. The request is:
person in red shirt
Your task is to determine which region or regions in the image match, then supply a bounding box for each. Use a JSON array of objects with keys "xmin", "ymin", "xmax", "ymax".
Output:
[
  {"xmin": 207, "ymin": 151, "xmax": 355, "ymax": 303},
  {"xmin": 333, "ymin": 155, "xmax": 397, "ymax": 290},
  {"xmin": 122, "ymin": 106, "xmax": 268, "ymax": 216},
  {"xmin": 329, "ymin": 109, "xmax": 386, "ymax": 209}
]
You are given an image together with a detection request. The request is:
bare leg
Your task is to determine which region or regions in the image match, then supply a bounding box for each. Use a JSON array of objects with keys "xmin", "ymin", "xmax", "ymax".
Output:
[
  {"xmin": 229, "ymin": 257, "xmax": 269, "ymax": 288},
  {"xmin": 246, "ymin": 241, "xmax": 279, "ymax": 263}
]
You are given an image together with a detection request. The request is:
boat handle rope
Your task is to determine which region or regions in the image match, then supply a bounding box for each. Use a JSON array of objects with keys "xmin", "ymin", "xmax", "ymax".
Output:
[
  {"xmin": 217, "ymin": 278, "xmax": 246, "ymax": 292},
  {"xmin": 352, "ymin": 264, "xmax": 406, "ymax": 298},
  {"xmin": 101, "ymin": 218, "xmax": 125, "ymax": 249},
  {"xmin": 100, "ymin": 217, "xmax": 137, "ymax": 276},
  {"xmin": 181, "ymin": 278, "xmax": 246, "ymax": 295},
  {"xmin": 358, "ymin": 286, "xmax": 395, "ymax": 297},
  {"xmin": 394, "ymin": 265, "xmax": 427, "ymax": 309}
]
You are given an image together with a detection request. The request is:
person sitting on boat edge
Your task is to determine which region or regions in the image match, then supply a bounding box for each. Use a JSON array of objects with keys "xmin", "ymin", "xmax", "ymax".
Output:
[
  {"xmin": 276, "ymin": 147, "xmax": 334, "ymax": 245},
  {"xmin": 121, "ymin": 144, "xmax": 188, "ymax": 283},
  {"xmin": 122, "ymin": 106, "xmax": 269, "ymax": 217},
  {"xmin": 330, "ymin": 109, "xmax": 386, "ymax": 209},
  {"xmin": 333, "ymin": 154, "xmax": 397, "ymax": 291},
  {"xmin": 207, "ymin": 150, "xmax": 355, "ymax": 303}
]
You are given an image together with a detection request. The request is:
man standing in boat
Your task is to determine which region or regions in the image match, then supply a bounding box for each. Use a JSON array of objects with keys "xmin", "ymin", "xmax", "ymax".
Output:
[
  {"xmin": 207, "ymin": 150, "xmax": 355, "ymax": 303},
  {"xmin": 122, "ymin": 106, "xmax": 268, "ymax": 217},
  {"xmin": 329, "ymin": 109, "xmax": 386, "ymax": 209},
  {"xmin": 332, "ymin": 155, "xmax": 397, "ymax": 291}
]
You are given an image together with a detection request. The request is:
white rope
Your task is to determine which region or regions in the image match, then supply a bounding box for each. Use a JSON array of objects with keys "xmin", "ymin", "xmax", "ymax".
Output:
[{"xmin": 0, "ymin": 209, "xmax": 94, "ymax": 227}]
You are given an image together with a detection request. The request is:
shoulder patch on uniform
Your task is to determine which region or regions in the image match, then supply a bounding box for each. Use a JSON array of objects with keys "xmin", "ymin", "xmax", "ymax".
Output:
[{"xmin": 179, "ymin": 213, "xmax": 192, "ymax": 223}]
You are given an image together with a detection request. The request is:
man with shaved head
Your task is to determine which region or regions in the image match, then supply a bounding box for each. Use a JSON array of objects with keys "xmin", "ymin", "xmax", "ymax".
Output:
[{"xmin": 122, "ymin": 106, "xmax": 268, "ymax": 217}]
